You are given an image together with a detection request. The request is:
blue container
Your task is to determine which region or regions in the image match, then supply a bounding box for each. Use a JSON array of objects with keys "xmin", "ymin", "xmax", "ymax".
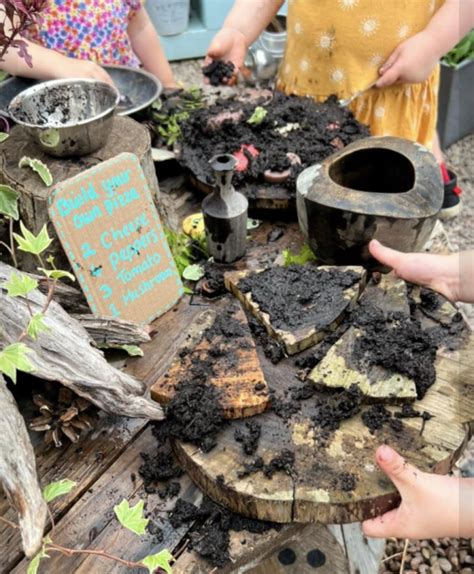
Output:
[{"xmin": 146, "ymin": 0, "xmax": 190, "ymax": 36}]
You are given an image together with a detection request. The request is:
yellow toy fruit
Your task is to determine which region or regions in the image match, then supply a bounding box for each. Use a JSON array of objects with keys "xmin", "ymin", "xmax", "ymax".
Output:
[{"xmin": 182, "ymin": 213, "xmax": 205, "ymax": 240}]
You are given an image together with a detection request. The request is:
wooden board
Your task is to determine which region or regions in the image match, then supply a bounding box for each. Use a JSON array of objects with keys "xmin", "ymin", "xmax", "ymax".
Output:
[
  {"xmin": 225, "ymin": 266, "xmax": 367, "ymax": 355},
  {"xmin": 171, "ymin": 286, "xmax": 474, "ymax": 524},
  {"xmin": 151, "ymin": 300, "xmax": 269, "ymax": 419},
  {"xmin": 309, "ymin": 276, "xmax": 417, "ymax": 401}
]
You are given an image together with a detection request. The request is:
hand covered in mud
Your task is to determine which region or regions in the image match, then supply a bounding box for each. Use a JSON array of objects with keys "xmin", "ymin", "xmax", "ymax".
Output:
[
  {"xmin": 376, "ymin": 30, "xmax": 440, "ymax": 88},
  {"xmin": 206, "ymin": 27, "xmax": 249, "ymax": 74},
  {"xmin": 362, "ymin": 445, "xmax": 473, "ymax": 539},
  {"xmin": 52, "ymin": 55, "xmax": 114, "ymax": 86},
  {"xmin": 369, "ymin": 240, "xmax": 464, "ymax": 302}
]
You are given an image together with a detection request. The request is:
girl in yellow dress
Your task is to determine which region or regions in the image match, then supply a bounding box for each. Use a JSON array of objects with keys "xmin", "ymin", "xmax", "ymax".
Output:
[{"xmin": 207, "ymin": 0, "xmax": 472, "ymax": 216}]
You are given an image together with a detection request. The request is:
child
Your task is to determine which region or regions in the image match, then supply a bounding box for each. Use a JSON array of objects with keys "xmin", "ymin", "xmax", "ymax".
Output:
[
  {"xmin": 207, "ymin": 0, "xmax": 473, "ymax": 217},
  {"xmin": 363, "ymin": 240, "xmax": 474, "ymax": 539},
  {"xmin": 2, "ymin": 0, "xmax": 176, "ymax": 88}
]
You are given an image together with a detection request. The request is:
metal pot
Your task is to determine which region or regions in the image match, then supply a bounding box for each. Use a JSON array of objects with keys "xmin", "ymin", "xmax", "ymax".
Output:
[
  {"xmin": 296, "ymin": 136, "xmax": 444, "ymax": 270},
  {"xmin": 8, "ymin": 78, "xmax": 119, "ymax": 157}
]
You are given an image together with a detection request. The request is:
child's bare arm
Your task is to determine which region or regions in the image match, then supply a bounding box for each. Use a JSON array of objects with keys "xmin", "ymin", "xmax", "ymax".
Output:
[
  {"xmin": 128, "ymin": 8, "xmax": 177, "ymax": 88},
  {"xmin": 377, "ymin": 0, "xmax": 474, "ymax": 87},
  {"xmin": 207, "ymin": 0, "xmax": 284, "ymax": 69}
]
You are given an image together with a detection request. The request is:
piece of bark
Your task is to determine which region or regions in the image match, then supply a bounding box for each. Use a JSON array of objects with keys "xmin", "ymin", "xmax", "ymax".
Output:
[
  {"xmin": 0, "ymin": 262, "xmax": 163, "ymax": 420},
  {"xmin": 72, "ymin": 315, "xmax": 151, "ymax": 347},
  {"xmin": 0, "ymin": 376, "xmax": 47, "ymax": 558}
]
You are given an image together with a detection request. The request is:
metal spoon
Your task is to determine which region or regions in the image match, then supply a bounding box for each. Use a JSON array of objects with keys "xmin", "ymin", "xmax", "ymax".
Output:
[{"xmin": 338, "ymin": 80, "xmax": 378, "ymax": 107}]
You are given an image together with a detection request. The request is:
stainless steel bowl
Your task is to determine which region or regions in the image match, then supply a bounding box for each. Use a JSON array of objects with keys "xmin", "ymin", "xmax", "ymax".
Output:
[{"xmin": 8, "ymin": 78, "xmax": 120, "ymax": 157}]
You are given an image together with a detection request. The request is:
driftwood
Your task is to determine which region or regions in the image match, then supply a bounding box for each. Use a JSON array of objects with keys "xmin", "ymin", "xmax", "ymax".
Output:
[
  {"xmin": 0, "ymin": 262, "xmax": 163, "ymax": 420},
  {"xmin": 0, "ymin": 376, "xmax": 47, "ymax": 558},
  {"xmin": 72, "ymin": 315, "xmax": 151, "ymax": 348}
]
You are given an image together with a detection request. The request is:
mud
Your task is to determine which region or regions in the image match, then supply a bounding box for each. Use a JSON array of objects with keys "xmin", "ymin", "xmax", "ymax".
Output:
[
  {"xmin": 238, "ymin": 265, "xmax": 360, "ymax": 331},
  {"xmin": 237, "ymin": 449, "xmax": 295, "ymax": 479},
  {"xmin": 202, "ymin": 60, "xmax": 236, "ymax": 86},
  {"xmin": 180, "ymin": 92, "xmax": 370, "ymax": 198},
  {"xmin": 200, "ymin": 262, "xmax": 227, "ymax": 297},
  {"xmin": 248, "ymin": 314, "xmax": 285, "ymax": 364},
  {"xmin": 234, "ymin": 420, "xmax": 262, "ymax": 455},
  {"xmin": 311, "ymin": 384, "xmax": 363, "ymax": 432},
  {"xmin": 331, "ymin": 472, "xmax": 358, "ymax": 492},
  {"xmin": 139, "ymin": 447, "xmax": 183, "ymax": 486}
]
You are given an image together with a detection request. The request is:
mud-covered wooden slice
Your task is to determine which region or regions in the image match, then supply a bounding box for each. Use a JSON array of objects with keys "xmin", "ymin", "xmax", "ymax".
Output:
[
  {"xmin": 225, "ymin": 265, "xmax": 366, "ymax": 355},
  {"xmin": 151, "ymin": 301, "xmax": 269, "ymax": 419}
]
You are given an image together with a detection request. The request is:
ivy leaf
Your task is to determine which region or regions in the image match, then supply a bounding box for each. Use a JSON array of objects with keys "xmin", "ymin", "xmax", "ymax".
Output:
[
  {"xmin": 282, "ymin": 244, "xmax": 317, "ymax": 266},
  {"xmin": 27, "ymin": 537, "xmax": 51, "ymax": 574},
  {"xmin": 0, "ymin": 184, "xmax": 19, "ymax": 220},
  {"xmin": 38, "ymin": 267, "xmax": 76, "ymax": 282},
  {"xmin": 0, "ymin": 342, "xmax": 35, "ymax": 384},
  {"xmin": 114, "ymin": 499, "xmax": 148, "ymax": 536},
  {"xmin": 27, "ymin": 313, "xmax": 49, "ymax": 340},
  {"xmin": 3, "ymin": 272, "xmax": 38, "ymax": 297},
  {"xmin": 43, "ymin": 479, "xmax": 77, "ymax": 503},
  {"xmin": 247, "ymin": 106, "xmax": 268, "ymax": 125},
  {"xmin": 121, "ymin": 345, "xmax": 144, "ymax": 357},
  {"xmin": 19, "ymin": 156, "xmax": 53, "ymax": 187},
  {"xmin": 182, "ymin": 264, "xmax": 205, "ymax": 282},
  {"xmin": 141, "ymin": 549, "xmax": 174, "ymax": 574},
  {"xmin": 0, "ymin": 132, "xmax": 9, "ymax": 143},
  {"xmin": 14, "ymin": 222, "xmax": 52, "ymax": 256}
]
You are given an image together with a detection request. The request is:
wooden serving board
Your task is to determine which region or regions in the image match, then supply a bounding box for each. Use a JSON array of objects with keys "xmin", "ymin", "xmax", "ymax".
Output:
[
  {"xmin": 171, "ymin": 282, "xmax": 474, "ymax": 524},
  {"xmin": 151, "ymin": 300, "xmax": 269, "ymax": 419},
  {"xmin": 309, "ymin": 276, "xmax": 417, "ymax": 401},
  {"xmin": 225, "ymin": 266, "xmax": 367, "ymax": 355}
]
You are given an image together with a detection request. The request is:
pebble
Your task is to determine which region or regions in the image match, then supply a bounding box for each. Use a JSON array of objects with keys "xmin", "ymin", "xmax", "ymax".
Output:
[
  {"xmin": 438, "ymin": 557, "xmax": 453, "ymax": 572},
  {"xmin": 411, "ymin": 556, "xmax": 422, "ymax": 570},
  {"xmin": 423, "ymin": 547, "xmax": 432, "ymax": 560},
  {"xmin": 431, "ymin": 563, "xmax": 443, "ymax": 574},
  {"xmin": 418, "ymin": 565, "xmax": 430, "ymax": 574},
  {"xmin": 460, "ymin": 569, "xmax": 473, "ymax": 574}
]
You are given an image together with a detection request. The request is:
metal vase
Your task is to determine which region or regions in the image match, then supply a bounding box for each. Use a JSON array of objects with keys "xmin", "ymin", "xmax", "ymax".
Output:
[{"xmin": 202, "ymin": 154, "xmax": 248, "ymax": 263}]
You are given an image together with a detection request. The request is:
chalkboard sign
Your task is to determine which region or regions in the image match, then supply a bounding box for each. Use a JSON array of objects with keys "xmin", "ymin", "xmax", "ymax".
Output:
[{"xmin": 48, "ymin": 152, "xmax": 183, "ymax": 325}]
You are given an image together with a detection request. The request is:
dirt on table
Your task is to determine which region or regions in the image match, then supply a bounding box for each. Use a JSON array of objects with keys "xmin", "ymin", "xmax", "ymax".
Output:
[
  {"xmin": 238, "ymin": 265, "xmax": 361, "ymax": 332},
  {"xmin": 179, "ymin": 91, "xmax": 370, "ymax": 198}
]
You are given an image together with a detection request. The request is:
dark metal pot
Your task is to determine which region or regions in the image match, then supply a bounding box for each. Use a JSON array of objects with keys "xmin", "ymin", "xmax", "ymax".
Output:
[{"xmin": 296, "ymin": 137, "xmax": 443, "ymax": 270}]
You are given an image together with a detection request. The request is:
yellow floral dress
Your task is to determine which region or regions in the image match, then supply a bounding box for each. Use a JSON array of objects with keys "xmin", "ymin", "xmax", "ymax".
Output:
[{"xmin": 277, "ymin": 0, "xmax": 444, "ymax": 149}]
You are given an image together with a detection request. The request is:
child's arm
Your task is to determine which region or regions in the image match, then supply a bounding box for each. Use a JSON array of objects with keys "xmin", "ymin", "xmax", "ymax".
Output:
[
  {"xmin": 377, "ymin": 0, "xmax": 474, "ymax": 87},
  {"xmin": 363, "ymin": 445, "xmax": 474, "ymax": 539},
  {"xmin": 127, "ymin": 8, "xmax": 177, "ymax": 88},
  {"xmin": 1, "ymin": 39, "xmax": 113, "ymax": 84},
  {"xmin": 207, "ymin": 0, "xmax": 284, "ymax": 69}
]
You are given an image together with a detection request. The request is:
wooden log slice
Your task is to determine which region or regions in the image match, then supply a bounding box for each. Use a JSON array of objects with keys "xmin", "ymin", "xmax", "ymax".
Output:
[
  {"xmin": 151, "ymin": 300, "xmax": 269, "ymax": 419},
  {"xmin": 0, "ymin": 116, "xmax": 158, "ymax": 272},
  {"xmin": 171, "ymin": 282, "xmax": 474, "ymax": 524}
]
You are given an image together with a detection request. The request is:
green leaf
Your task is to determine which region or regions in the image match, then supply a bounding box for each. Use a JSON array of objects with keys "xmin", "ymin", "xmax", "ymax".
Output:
[
  {"xmin": 3, "ymin": 272, "xmax": 38, "ymax": 297},
  {"xmin": 27, "ymin": 313, "xmax": 49, "ymax": 340},
  {"xmin": 27, "ymin": 539, "xmax": 51, "ymax": 574},
  {"xmin": 183, "ymin": 286, "xmax": 193, "ymax": 295},
  {"xmin": 14, "ymin": 222, "xmax": 53, "ymax": 256},
  {"xmin": 0, "ymin": 184, "xmax": 19, "ymax": 220},
  {"xmin": 0, "ymin": 342, "xmax": 35, "ymax": 384},
  {"xmin": 43, "ymin": 479, "xmax": 77, "ymax": 503},
  {"xmin": 247, "ymin": 106, "xmax": 268, "ymax": 125},
  {"xmin": 19, "ymin": 157, "xmax": 53, "ymax": 187},
  {"xmin": 442, "ymin": 29, "xmax": 474, "ymax": 67},
  {"xmin": 114, "ymin": 499, "xmax": 148, "ymax": 536},
  {"xmin": 122, "ymin": 345, "xmax": 144, "ymax": 357},
  {"xmin": 141, "ymin": 549, "xmax": 174, "ymax": 574},
  {"xmin": 38, "ymin": 267, "xmax": 76, "ymax": 282},
  {"xmin": 0, "ymin": 132, "xmax": 9, "ymax": 143},
  {"xmin": 282, "ymin": 244, "xmax": 317, "ymax": 267},
  {"xmin": 182, "ymin": 264, "xmax": 204, "ymax": 282}
]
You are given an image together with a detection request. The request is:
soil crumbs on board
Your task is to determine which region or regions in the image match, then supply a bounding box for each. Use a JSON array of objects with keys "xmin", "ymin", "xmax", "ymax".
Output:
[
  {"xmin": 202, "ymin": 59, "xmax": 236, "ymax": 86},
  {"xmin": 238, "ymin": 265, "xmax": 361, "ymax": 331},
  {"xmin": 180, "ymin": 91, "xmax": 370, "ymax": 198}
]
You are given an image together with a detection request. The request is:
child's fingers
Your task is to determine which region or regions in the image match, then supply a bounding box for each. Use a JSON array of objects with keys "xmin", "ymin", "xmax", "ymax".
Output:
[
  {"xmin": 362, "ymin": 508, "xmax": 401, "ymax": 539},
  {"xmin": 375, "ymin": 445, "xmax": 421, "ymax": 493},
  {"xmin": 376, "ymin": 64, "xmax": 401, "ymax": 88},
  {"xmin": 369, "ymin": 240, "xmax": 406, "ymax": 273}
]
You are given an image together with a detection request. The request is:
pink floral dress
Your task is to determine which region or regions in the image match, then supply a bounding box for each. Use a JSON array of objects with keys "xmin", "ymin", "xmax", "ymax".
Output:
[{"xmin": 26, "ymin": 0, "xmax": 143, "ymax": 67}]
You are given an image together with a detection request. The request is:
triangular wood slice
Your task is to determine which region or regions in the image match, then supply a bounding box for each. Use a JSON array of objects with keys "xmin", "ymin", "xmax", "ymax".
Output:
[
  {"xmin": 150, "ymin": 301, "xmax": 269, "ymax": 419},
  {"xmin": 225, "ymin": 265, "xmax": 367, "ymax": 355},
  {"xmin": 309, "ymin": 276, "xmax": 417, "ymax": 401}
]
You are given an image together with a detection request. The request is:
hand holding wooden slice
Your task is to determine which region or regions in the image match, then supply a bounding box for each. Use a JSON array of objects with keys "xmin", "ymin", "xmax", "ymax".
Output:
[{"xmin": 151, "ymin": 300, "xmax": 269, "ymax": 419}]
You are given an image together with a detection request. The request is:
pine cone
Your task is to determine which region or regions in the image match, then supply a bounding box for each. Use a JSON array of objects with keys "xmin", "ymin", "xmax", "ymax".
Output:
[{"xmin": 29, "ymin": 385, "xmax": 95, "ymax": 448}]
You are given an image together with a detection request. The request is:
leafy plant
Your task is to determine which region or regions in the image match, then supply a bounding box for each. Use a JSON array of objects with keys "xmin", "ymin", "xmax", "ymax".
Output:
[
  {"xmin": 0, "ymin": 1, "xmax": 47, "ymax": 65},
  {"xmin": 114, "ymin": 499, "xmax": 148, "ymax": 536},
  {"xmin": 164, "ymin": 226, "xmax": 207, "ymax": 280},
  {"xmin": 247, "ymin": 106, "xmax": 268, "ymax": 125},
  {"xmin": 282, "ymin": 244, "xmax": 317, "ymax": 266},
  {"xmin": 42, "ymin": 479, "xmax": 77, "ymax": 503},
  {"xmin": 442, "ymin": 30, "xmax": 474, "ymax": 67},
  {"xmin": 0, "ymin": 342, "xmax": 34, "ymax": 383},
  {"xmin": 182, "ymin": 263, "xmax": 205, "ymax": 282},
  {"xmin": 19, "ymin": 157, "xmax": 53, "ymax": 187}
]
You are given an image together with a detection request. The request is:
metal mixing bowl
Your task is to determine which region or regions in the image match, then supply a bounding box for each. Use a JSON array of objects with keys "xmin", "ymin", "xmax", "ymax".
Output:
[{"xmin": 8, "ymin": 78, "xmax": 120, "ymax": 157}]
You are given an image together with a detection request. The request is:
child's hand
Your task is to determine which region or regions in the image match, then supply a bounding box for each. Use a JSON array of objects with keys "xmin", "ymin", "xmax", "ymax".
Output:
[
  {"xmin": 54, "ymin": 56, "xmax": 114, "ymax": 86},
  {"xmin": 206, "ymin": 27, "xmax": 248, "ymax": 71},
  {"xmin": 376, "ymin": 30, "xmax": 440, "ymax": 88},
  {"xmin": 362, "ymin": 445, "xmax": 473, "ymax": 539}
]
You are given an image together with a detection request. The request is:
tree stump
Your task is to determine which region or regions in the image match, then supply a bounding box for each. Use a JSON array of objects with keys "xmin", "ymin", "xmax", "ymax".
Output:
[{"xmin": 0, "ymin": 116, "xmax": 159, "ymax": 272}]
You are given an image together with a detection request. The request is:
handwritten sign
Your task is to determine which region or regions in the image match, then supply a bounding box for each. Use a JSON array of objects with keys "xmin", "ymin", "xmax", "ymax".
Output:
[{"xmin": 48, "ymin": 152, "xmax": 183, "ymax": 325}]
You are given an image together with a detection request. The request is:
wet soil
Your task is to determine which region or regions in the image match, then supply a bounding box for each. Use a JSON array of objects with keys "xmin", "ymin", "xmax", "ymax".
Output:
[
  {"xmin": 237, "ymin": 449, "xmax": 296, "ymax": 479},
  {"xmin": 180, "ymin": 91, "xmax": 370, "ymax": 198},
  {"xmin": 238, "ymin": 265, "xmax": 360, "ymax": 331},
  {"xmin": 234, "ymin": 420, "xmax": 262, "ymax": 455},
  {"xmin": 202, "ymin": 60, "xmax": 236, "ymax": 86},
  {"xmin": 248, "ymin": 314, "xmax": 286, "ymax": 364}
]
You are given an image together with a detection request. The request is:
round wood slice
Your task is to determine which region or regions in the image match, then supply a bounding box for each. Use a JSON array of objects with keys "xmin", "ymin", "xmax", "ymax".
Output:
[
  {"xmin": 172, "ymin": 296, "xmax": 474, "ymax": 524},
  {"xmin": 0, "ymin": 116, "xmax": 158, "ymax": 272}
]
